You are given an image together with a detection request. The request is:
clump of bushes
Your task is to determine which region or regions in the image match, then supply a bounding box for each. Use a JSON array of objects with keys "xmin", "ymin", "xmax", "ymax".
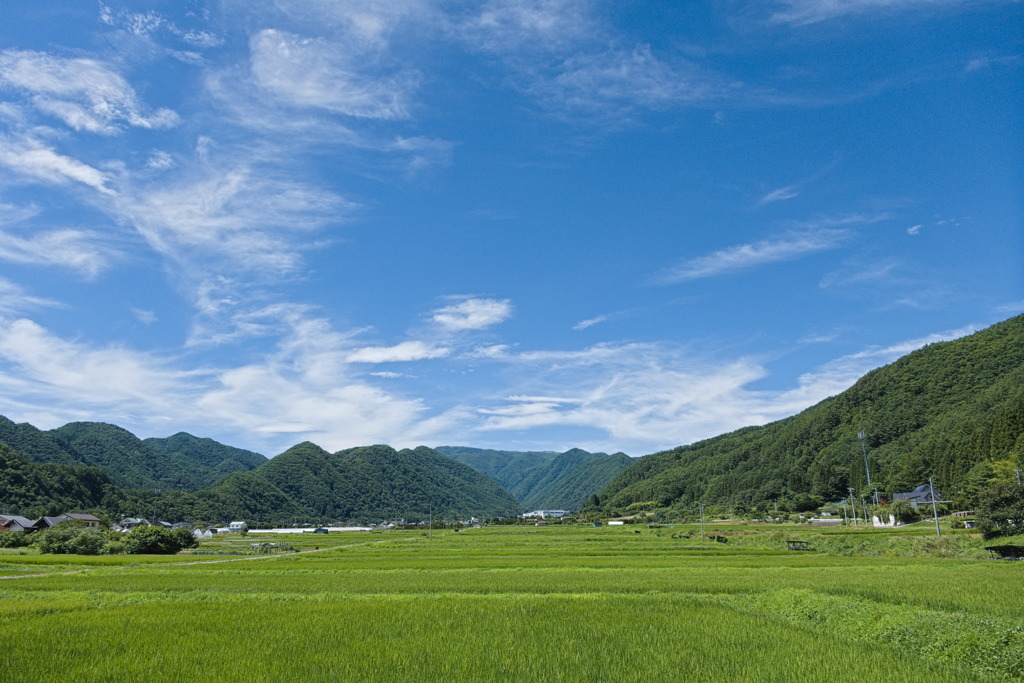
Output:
[
  {"xmin": 29, "ymin": 523, "xmax": 199, "ymax": 555},
  {"xmin": 0, "ymin": 529, "xmax": 31, "ymax": 548}
]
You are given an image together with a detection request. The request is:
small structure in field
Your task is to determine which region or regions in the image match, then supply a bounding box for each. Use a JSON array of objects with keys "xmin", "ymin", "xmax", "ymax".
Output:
[
  {"xmin": 608, "ymin": 520, "xmax": 625, "ymax": 526},
  {"xmin": 984, "ymin": 545, "xmax": 1024, "ymax": 560},
  {"xmin": 228, "ymin": 521, "xmax": 248, "ymax": 533},
  {"xmin": 786, "ymin": 540, "xmax": 813, "ymax": 551}
]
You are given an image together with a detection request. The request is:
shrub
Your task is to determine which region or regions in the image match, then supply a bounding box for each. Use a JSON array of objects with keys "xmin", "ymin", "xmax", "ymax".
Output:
[
  {"xmin": 889, "ymin": 499, "xmax": 920, "ymax": 525},
  {"xmin": 0, "ymin": 530, "xmax": 30, "ymax": 548},
  {"xmin": 123, "ymin": 525, "xmax": 198, "ymax": 554},
  {"xmin": 172, "ymin": 527, "xmax": 200, "ymax": 551},
  {"xmin": 32, "ymin": 524, "xmax": 106, "ymax": 555}
]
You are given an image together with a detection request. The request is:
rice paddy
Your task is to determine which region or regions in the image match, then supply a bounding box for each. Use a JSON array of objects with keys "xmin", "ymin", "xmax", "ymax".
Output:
[{"xmin": 1, "ymin": 524, "xmax": 1020, "ymax": 682}]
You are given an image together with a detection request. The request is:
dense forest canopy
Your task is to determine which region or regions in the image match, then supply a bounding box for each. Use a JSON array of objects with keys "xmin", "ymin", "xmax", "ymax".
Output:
[{"xmin": 436, "ymin": 446, "xmax": 633, "ymax": 510}]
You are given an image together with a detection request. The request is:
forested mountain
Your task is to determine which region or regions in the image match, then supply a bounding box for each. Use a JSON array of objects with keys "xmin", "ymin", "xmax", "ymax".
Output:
[
  {"xmin": 0, "ymin": 443, "xmax": 114, "ymax": 516},
  {"xmin": 145, "ymin": 433, "xmax": 267, "ymax": 478},
  {"xmin": 437, "ymin": 446, "xmax": 633, "ymax": 510},
  {"xmin": 255, "ymin": 443, "xmax": 521, "ymax": 521},
  {"xmin": 148, "ymin": 443, "xmax": 522, "ymax": 524},
  {"xmin": 0, "ymin": 431, "xmax": 522, "ymax": 524},
  {"xmin": 596, "ymin": 314, "xmax": 1024, "ymax": 515},
  {"xmin": 0, "ymin": 416, "xmax": 83, "ymax": 466},
  {"xmin": 435, "ymin": 447, "xmax": 560, "ymax": 490},
  {"xmin": 519, "ymin": 449, "xmax": 635, "ymax": 510},
  {"xmin": 0, "ymin": 420, "xmax": 267, "ymax": 493}
]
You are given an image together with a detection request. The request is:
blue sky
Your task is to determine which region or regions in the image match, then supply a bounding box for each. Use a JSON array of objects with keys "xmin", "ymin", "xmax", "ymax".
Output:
[{"xmin": 0, "ymin": 0, "xmax": 1020, "ymax": 458}]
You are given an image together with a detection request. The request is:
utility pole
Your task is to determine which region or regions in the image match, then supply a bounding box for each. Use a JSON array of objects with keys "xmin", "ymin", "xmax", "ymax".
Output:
[
  {"xmin": 929, "ymin": 476, "xmax": 941, "ymax": 537},
  {"xmin": 857, "ymin": 432, "xmax": 872, "ymax": 488},
  {"xmin": 848, "ymin": 488, "xmax": 858, "ymax": 529},
  {"xmin": 1014, "ymin": 469, "xmax": 1022, "ymax": 485},
  {"xmin": 861, "ymin": 495, "xmax": 870, "ymax": 525},
  {"xmin": 429, "ymin": 504, "xmax": 433, "ymax": 540},
  {"xmin": 699, "ymin": 504, "xmax": 705, "ymax": 541}
]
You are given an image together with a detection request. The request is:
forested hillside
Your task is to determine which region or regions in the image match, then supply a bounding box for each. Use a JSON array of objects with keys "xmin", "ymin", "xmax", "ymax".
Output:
[
  {"xmin": 596, "ymin": 314, "xmax": 1024, "ymax": 515},
  {"xmin": 148, "ymin": 443, "xmax": 522, "ymax": 524},
  {"xmin": 0, "ymin": 443, "xmax": 113, "ymax": 516},
  {"xmin": 0, "ymin": 419, "xmax": 267, "ymax": 493},
  {"xmin": 436, "ymin": 447, "xmax": 559, "ymax": 491},
  {"xmin": 437, "ymin": 446, "xmax": 633, "ymax": 510},
  {"xmin": 0, "ymin": 432, "xmax": 522, "ymax": 524},
  {"xmin": 145, "ymin": 433, "xmax": 267, "ymax": 479}
]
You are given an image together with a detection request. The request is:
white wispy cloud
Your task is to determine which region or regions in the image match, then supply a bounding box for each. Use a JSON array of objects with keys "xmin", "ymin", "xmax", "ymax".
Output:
[
  {"xmin": 467, "ymin": 342, "xmax": 774, "ymax": 448},
  {"xmin": 655, "ymin": 228, "xmax": 849, "ymax": 284},
  {"xmin": 759, "ymin": 185, "xmax": 801, "ymax": 204},
  {"xmin": 348, "ymin": 341, "xmax": 451, "ymax": 363},
  {"xmin": 0, "ymin": 317, "xmax": 193, "ymax": 413},
  {"xmin": 537, "ymin": 45, "xmax": 730, "ymax": 119},
  {"xmin": 133, "ymin": 309, "xmax": 157, "ymax": 325},
  {"xmin": 820, "ymin": 258, "xmax": 901, "ymax": 289},
  {"xmin": 0, "ymin": 49, "xmax": 179, "ymax": 133},
  {"xmin": 248, "ymin": 29, "xmax": 419, "ymax": 120},
  {"xmin": 0, "ymin": 229, "xmax": 116, "ymax": 278},
  {"xmin": 122, "ymin": 163, "xmax": 354, "ymax": 277},
  {"xmin": 766, "ymin": 0, "xmax": 976, "ymax": 26},
  {"xmin": 0, "ymin": 279, "xmax": 61, "ymax": 314},
  {"xmin": 573, "ymin": 315, "xmax": 609, "ymax": 331},
  {"xmin": 995, "ymin": 301, "xmax": 1024, "ymax": 315},
  {"xmin": 0, "ymin": 136, "xmax": 113, "ymax": 194},
  {"xmin": 432, "ymin": 297, "xmax": 513, "ymax": 331},
  {"xmin": 457, "ymin": 0, "xmax": 597, "ymax": 53}
]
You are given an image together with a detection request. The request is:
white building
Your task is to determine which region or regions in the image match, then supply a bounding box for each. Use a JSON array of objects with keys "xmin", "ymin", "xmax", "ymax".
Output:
[{"xmin": 521, "ymin": 510, "xmax": 569, "ymax": 519}]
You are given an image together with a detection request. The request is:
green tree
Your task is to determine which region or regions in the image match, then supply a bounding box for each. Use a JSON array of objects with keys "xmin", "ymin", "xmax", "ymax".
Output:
[
  {"xmin": 976, "ymin": 481, "xmax": 1024, "ymax": 540},
  {"xmin": 0, "ymin": 530, "xmax": 30, "ymax": 548},
  {"xmin": 31, "ymin": 523, "xmax": 105, "ymax": 555},
  {"xmin": 890, "ymin": 499, "xmax": 920, "ymax": 525},
  {"xmin": 123, "ymin": 525, "xmax": 191, "ymax": 554}
]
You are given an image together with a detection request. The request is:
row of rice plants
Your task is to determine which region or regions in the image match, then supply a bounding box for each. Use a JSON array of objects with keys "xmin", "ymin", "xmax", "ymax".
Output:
[
  {"xmin": 1, "ymin": 525, "xmax": 1018, "ymax": 680},
  {"xmin": 0, "ymin": 593, "xmax": 983, "ymax": 682}
]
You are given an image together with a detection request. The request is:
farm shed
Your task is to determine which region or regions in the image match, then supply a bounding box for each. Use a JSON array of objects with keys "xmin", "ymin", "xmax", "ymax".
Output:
[{"xmin": 984, "ymin": 545, "xmax": 1024, "ymax": 560}]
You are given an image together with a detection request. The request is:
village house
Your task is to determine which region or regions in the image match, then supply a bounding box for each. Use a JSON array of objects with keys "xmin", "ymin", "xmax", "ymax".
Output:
[
  {"xmin": 0, "ymin": 515, "xmax": 36, "ymax": 533},
  {"xmin": 893, "ymin": 483, "xmax": 943, "ymax": 508}
]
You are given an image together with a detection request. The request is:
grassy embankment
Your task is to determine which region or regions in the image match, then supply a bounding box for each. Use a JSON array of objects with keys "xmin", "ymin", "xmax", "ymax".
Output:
[{"xmin": 0, "ymin": 523, "xmax": 1021, "ymax": 682}]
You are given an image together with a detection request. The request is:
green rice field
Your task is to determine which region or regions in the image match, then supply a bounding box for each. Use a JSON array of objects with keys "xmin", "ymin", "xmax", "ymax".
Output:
[{"xmin": 1, "ymin": 524, "xmax": 1021, "ymax": 682}]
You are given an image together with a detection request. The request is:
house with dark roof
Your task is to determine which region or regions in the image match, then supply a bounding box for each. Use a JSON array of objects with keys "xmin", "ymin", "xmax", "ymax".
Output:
[
  {"xmin": 33, "ymin": 516, "xmax": 68, "ymax": 530},
  {"xmin": 0, "ymin": 515, "xmax": 36, "ymax": 533},
  {"xmin": 60, "ymin": 513, "xmax": 102, "ymax": 528},
  {"xmin": 893, "ymin": 483, "xmax": 942, "ymax": 508}
]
